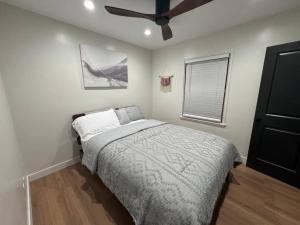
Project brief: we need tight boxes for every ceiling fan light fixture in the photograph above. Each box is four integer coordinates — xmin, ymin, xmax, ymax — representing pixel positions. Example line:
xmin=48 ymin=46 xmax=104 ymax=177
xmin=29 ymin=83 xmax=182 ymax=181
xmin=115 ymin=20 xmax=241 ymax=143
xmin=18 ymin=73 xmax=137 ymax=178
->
xmin=84 ymin=0 xmax=95 ymax=11
xmin=144 ymin=29 xmax=152 ymax=36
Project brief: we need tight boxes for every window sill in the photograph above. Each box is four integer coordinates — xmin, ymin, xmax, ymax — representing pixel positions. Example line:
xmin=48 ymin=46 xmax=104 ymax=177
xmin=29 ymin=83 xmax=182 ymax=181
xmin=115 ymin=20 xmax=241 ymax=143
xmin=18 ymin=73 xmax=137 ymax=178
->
xmin=180 ymin=115 xmax=227 ymax=128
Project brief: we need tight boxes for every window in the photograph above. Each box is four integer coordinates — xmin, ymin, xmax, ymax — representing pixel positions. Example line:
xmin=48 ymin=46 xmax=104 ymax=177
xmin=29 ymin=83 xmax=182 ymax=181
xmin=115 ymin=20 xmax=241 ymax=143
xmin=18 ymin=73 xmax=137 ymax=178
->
xmin=182 ymin=54 xmax=230 ymax=124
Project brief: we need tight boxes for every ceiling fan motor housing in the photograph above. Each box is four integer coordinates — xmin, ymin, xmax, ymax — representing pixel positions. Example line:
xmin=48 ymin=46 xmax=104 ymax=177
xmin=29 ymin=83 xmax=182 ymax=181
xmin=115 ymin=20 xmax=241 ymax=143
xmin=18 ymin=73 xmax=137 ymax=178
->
xmin=155 ymin=16 xmax=170 ymax=25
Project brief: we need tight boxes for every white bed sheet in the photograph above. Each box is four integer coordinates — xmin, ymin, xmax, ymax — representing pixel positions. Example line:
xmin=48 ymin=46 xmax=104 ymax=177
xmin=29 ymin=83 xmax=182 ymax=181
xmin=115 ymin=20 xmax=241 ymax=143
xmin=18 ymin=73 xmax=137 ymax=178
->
xmin=81 ymin=119 xmax=146 ymax=153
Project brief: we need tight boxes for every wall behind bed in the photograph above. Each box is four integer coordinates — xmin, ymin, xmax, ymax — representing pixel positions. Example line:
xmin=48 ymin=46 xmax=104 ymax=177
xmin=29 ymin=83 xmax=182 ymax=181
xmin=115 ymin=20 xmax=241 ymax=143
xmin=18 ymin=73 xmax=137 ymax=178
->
xmin=151 ymin=9 xmax=300 ymax=162
xmin=0 ymin=3 xmax=152 ymax=174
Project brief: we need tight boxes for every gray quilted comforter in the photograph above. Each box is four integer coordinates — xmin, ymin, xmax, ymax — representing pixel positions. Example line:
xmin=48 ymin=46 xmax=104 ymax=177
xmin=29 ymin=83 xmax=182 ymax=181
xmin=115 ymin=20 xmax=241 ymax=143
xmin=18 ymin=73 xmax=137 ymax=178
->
xmin=82 ymin=120 xmax=240 ymax=225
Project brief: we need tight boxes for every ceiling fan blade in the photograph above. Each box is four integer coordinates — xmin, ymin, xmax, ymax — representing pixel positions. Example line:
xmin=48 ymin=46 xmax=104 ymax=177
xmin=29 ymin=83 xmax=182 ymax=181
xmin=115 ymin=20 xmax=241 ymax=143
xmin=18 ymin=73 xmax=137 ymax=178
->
xmin=163 ymin=0 xmax=213 ymax=19
xmin=161 ymin=24 xmax=173 ymax=41
xmin=105 ymin=6 xmax=156 ymax=21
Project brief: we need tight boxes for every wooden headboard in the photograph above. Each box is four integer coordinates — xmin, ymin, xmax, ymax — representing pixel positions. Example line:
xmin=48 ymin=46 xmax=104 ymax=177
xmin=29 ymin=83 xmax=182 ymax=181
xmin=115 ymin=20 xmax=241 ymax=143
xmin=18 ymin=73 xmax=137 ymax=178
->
xmin=72 ymin=113 xmax=86 ymax=146
xmin=72 ymin=113 xmax=86 ymax=122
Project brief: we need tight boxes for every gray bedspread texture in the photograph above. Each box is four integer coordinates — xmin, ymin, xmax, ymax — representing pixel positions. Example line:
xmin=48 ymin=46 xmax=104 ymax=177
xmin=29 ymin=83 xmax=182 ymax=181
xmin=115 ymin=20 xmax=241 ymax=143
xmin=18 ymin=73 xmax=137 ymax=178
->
xmin=82 ymin=119 xmax=240 ymax=225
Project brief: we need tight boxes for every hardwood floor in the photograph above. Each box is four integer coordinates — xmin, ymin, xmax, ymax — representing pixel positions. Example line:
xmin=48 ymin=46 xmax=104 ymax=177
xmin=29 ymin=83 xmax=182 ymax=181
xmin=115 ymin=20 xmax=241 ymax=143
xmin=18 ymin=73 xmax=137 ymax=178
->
xmin=31 ymin=164 xmax=300 ymax=225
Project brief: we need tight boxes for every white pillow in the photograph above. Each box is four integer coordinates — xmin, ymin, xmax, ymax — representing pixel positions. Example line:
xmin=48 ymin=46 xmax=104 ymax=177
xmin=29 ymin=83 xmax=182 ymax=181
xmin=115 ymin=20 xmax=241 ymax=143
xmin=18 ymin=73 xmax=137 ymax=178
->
xmin=72 ymin=108 xmax=120 ymax=142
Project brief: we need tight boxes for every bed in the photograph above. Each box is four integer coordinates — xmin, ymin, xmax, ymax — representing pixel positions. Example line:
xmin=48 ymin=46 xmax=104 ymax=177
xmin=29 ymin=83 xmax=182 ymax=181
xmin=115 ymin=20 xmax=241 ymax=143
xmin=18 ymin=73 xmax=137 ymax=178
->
xmin=72 ymin=107 xmax=240 ymax=225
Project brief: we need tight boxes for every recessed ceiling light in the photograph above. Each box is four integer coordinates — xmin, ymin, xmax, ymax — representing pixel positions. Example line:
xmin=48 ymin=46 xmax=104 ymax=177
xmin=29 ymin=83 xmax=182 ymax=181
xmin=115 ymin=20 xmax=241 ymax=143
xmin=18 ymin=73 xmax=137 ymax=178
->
xmin=84 ymin=0 xmax=95 ymax=11
xmin=144 ymin=29 xmax=151 ymax=36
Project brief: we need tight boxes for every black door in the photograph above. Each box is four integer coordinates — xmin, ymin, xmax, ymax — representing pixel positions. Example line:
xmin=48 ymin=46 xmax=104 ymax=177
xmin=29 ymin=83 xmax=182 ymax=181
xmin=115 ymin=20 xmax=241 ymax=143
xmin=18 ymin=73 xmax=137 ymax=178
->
xmin=247 ymin=41 xmax=300 ymax=188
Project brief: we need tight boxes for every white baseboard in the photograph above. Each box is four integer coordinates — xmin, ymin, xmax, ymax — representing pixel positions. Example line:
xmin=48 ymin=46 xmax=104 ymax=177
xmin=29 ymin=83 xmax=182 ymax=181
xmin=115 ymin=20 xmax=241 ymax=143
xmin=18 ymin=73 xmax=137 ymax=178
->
xmin=241 ymin=155 xmax=248 ymax=164
xmin=28 ymin=156 xmax=81 ymax=182
xmin=26 ymin=175 xmax=32 ymax=225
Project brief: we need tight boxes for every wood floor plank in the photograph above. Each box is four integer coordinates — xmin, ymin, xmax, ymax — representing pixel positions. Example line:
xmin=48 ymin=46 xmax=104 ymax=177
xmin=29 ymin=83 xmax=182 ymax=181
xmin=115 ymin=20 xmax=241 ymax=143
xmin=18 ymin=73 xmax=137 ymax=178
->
xmin=31 ymin=164 xmax=300 ymax=225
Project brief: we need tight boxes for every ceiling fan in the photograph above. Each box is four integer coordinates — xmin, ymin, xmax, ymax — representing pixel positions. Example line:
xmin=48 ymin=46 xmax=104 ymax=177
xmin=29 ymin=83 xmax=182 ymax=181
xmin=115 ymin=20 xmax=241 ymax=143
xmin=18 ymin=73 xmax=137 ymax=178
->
xmin=105 ymin=0 xmax=213 ymax=41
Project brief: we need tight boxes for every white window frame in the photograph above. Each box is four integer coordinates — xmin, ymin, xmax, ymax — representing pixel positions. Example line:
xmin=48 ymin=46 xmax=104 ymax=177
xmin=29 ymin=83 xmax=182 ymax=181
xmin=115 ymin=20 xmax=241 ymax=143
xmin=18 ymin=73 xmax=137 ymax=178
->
xmin=181 ymin=53 xmax=231 ymax=127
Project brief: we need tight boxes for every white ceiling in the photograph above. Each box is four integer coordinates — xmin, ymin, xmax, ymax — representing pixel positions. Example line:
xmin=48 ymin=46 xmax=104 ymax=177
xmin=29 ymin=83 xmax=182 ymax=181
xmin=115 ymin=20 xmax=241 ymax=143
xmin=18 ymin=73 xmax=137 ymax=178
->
xmin=2 ymin=0 xmax=300 ymax=49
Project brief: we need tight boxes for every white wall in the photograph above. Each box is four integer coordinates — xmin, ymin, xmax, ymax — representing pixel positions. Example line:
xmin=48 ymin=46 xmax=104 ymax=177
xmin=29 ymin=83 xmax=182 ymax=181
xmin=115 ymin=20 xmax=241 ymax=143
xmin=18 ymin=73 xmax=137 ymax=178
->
xmin=152 ymin=10 xmax=300 ymax=160
xmin=0 ymin=3 xmax=153 ymax=174
xmin=0 ymin=72 xmax=27 ymax=225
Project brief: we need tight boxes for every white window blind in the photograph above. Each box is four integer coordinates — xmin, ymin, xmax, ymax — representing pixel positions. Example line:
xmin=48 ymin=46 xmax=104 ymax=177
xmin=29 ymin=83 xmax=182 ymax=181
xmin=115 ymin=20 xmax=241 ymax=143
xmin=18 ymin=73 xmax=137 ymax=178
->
xmin=183 ymin=54 xmax=230 ymax=123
